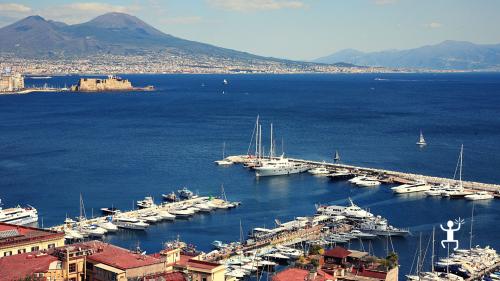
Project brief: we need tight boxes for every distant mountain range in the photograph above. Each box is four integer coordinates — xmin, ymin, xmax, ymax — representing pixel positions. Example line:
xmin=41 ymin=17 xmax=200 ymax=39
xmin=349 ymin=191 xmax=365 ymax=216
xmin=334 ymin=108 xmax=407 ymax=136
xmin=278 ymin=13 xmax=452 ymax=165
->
xmin=314 ymin=41 xmax=500 ymax=70
xmin=0 ymin=13 xmax=274 ymax=61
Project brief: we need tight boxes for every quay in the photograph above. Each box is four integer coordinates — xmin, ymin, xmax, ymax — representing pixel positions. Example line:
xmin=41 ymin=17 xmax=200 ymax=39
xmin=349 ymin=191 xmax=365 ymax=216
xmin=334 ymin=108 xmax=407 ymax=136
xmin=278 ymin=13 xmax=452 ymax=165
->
xmin=228 ymin=155 xmax=500 ymax=194
xmin=49 ymin=196 xmax=233 ymax=232
xmin=465 ymin=261 xmax=500 ymax=281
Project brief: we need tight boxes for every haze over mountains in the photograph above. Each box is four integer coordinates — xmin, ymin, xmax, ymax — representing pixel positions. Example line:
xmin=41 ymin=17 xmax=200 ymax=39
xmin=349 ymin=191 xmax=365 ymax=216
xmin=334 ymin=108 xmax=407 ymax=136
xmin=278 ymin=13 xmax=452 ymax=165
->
xmin=0 ymin=12 xmax=280 ymax=62
xmin=314 ymin=41 xmax=500 ymax=70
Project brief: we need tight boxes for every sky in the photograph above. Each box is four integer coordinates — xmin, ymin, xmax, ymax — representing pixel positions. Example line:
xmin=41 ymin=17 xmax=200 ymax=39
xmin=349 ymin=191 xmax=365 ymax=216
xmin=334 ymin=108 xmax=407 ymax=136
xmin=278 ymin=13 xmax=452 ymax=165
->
xmin=0 ymin=0 xmax=499 ymax=60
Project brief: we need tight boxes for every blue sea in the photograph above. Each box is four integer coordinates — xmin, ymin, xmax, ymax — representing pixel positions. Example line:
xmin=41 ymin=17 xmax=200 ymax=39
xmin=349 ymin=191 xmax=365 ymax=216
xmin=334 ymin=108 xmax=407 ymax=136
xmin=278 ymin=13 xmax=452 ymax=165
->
xmin=1 ymin=73 xmax=499 ymax=278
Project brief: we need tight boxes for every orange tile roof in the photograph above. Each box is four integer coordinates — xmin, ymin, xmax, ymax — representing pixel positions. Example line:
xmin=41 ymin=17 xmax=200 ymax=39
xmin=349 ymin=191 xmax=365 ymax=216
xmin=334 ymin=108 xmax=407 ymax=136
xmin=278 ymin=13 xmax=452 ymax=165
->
xmin=272 ymin=268 xmax=329 ymax=281
xmin=0 ymin=252 xmax=58 ymax=281
xmin=0 ymin=222 xmax=64 ymax=248
xmin=187 ymin=259 xmax=222 ymax=270
xmin=75 ymin=241 xmax=164 ymax=270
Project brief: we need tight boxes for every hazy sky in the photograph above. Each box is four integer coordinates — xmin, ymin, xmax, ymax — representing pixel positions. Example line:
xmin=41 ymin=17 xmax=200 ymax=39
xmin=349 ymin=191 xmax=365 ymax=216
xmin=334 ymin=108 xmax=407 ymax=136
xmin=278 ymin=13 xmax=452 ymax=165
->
xmin=1 ymin=0 xmax=499 ymax=60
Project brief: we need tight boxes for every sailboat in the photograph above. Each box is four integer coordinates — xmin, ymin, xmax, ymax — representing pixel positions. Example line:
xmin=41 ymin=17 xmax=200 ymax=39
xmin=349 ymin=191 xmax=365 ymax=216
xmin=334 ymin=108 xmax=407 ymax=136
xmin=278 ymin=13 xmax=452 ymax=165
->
xmin=214 ymin=142 xmax=233 ymax=165
xmin=441 ymin=144 xmax=473 ymax=198
xmin=334 ymin=150 xmax=341 ymax=162
xmin=416 ymin=130 xmax=427 ymax=146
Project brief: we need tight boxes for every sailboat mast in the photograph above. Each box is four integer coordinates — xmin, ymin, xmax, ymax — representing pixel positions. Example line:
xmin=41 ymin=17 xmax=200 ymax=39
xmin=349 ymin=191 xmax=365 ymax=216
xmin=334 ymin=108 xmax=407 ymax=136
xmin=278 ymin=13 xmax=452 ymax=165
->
xmin=255 ymin=116 xmax=259 ymax=157
xmin=259 ymin=125 xmax=262 ymax=159
xmin=222 ymin=142 xmax=226 ymax=159
xmin=431 ymin=226 xmax=435 ymax=273
xmin=469 ymin=202 xmax=474 ymax=249
xmin=459 ymin=144 xmax=463 ymax=187
xmin=270 ymin=123 xmax=273 ymax=159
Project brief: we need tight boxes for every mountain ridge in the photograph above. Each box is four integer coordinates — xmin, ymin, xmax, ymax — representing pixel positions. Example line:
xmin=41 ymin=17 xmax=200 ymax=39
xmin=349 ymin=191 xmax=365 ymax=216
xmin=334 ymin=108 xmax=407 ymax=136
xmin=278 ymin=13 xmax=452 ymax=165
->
xmin=314 ymin=40 xmax=500 ymax=70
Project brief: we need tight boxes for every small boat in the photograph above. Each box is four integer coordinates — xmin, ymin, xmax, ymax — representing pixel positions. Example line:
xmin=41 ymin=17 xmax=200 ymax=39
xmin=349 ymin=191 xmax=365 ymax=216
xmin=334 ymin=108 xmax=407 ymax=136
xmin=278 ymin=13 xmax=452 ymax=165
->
xmin=169 ymin=208 xmax=195 ymax=218
xmin=100 ymin=207 xmax=119 ymax=215
xmin=308 ymin=162 xmax=330 ymax=176
xmin=157 ymin=210 xmax=176 ymax=220
xmin=177 ymin=188 xmax=195 ymax=200
xmin=425 ymin=184 xmax=448 ymax=196
xmin=465 ymin=191 xmax=494 ymax=201
xmin=194 ymin=203 xmax=213 ymax=212
xmin=355 ymin=177 xmax=381 ymax=187
xmin=215 ymin=142 xmax=234 ymax=165
xmin=162 ymin=192 xmax=177 ymax=202
xmin=79 ymin=224 xmax=107 ymax=237
xmin=392 ymin=181 xmax=430 ymax=194
xmin=223 ymin=79 xmax=228 ymax=85
xmin=349 ymin=229 xmax=377 ymax=239
xmin=334 ymin=150 xmax=341 ymax=162
xmin=113 ymin=217 xmax=149 ymax=230
xmin=97 ymin=218 xmax=118 ymax=232
xmin=64 ymin=228 xmax=84 ymax=240
xmin=328 ymin=169 xmax=355 ymax=181
xmin=136 ymin=196 xmax=155 ymax=209
xmin=212 ymin=240 xmax=228 ymax=249
xmin=416 ymin=130 xmax=427 ymax=146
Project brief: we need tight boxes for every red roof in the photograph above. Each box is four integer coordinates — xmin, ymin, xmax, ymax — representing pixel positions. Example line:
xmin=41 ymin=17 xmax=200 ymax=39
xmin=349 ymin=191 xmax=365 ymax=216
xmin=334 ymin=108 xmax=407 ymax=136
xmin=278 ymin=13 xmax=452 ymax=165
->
xmin=324 ymin=246 xmax=351 ymax=259
xmin=272 ymin=268 xmax=328 ymax=281
xmin=74 ymin=241 xmax=163 ymax=270
xmin=187 ymin=259 xmax=222 ymax=270
xmin=144 ymin=271 xmax=186 ymax=281
xmin=0 ymin=252 xmax=58 ymax=281
xmin=0 ymin=222 xmax=64 ymax=248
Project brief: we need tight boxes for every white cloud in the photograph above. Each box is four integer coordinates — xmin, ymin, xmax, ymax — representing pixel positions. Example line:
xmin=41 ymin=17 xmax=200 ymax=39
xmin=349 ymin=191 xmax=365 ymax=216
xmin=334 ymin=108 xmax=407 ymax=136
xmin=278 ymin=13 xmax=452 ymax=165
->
xmin=424 ymin=22 xmax=442 ymax=29
xmin=374 ymin=0 xmax=397 ymax=5
xmin=0 ymin=3 xmax=31 ymax=13
xmin=207 ymin=0 xmax=305 ymax=11
xmin=39 ymin=2 xmax=140 ymax=24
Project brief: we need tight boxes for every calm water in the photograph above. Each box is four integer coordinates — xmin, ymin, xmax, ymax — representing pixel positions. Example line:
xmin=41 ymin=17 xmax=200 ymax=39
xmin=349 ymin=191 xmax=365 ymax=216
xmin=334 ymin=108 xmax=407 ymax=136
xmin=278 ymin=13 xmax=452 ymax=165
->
xmin=1 ymin=73 xmax=500 ymax=277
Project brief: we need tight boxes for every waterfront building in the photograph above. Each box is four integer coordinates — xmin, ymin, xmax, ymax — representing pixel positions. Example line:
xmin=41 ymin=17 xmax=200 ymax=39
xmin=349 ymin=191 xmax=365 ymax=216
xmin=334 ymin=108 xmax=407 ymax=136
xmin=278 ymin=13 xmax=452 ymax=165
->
xmin=0 ymin=222 xmax=65 ymax=258
xmin=0 ymin=72 xmax=24 ymax=92
xmin=186 ymin=259 xmax=226 ymax=281
xmin=70 ymin=75 xmax=133 ymax=91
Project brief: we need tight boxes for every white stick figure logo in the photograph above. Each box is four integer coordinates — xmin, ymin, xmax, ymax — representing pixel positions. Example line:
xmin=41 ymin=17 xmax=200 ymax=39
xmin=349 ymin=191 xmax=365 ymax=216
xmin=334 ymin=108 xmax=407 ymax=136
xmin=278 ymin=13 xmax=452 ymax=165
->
xmin=440 ymin=218 xmax=464 ymax=250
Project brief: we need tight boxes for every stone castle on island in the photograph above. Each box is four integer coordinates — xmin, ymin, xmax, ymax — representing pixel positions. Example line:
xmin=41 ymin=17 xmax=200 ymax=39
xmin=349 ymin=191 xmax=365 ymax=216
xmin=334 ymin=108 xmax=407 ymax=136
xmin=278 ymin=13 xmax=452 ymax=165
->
xmin=71 ymin=75 xmax=153 ymax=92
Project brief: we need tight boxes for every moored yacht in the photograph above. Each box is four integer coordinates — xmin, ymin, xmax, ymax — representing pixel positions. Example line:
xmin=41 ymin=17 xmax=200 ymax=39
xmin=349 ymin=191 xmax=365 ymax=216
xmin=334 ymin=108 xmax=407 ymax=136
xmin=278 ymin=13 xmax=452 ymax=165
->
xmin=137 ymin=196 xmax=155 ymax=208
xmin=178 ymin=187 xmax=195 ymax=199
xmin=0 ymin=201 xmax=38 ymax=226
xmin=254 ymin=154 xmax=310 ymax=177
xmin=214 ymin=142 xmax=234 ymax=165
xmin=162 ymin=192 xmax=177 ymax=202
xmin=425 ymin=184 xmax=448 ymax=196
xmin=316 ymin=198 xmax=373 ymax=219
xmin=392 ymin=181 xmax=431 ymax=194
xmin=355 ymin=177 xmax=381 ymax=187
xmin=465 ymin=191 xmax=494 ymax=201
xmin=308 ymin=162 xmax=330 ymax=176
xmin=113 ymin=217 xmax=149 ymax=230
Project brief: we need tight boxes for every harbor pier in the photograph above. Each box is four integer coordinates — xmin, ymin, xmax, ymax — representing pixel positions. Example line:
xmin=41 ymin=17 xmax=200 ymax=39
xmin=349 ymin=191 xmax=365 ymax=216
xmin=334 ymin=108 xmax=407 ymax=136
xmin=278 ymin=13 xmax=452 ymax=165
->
xmin=228 ymin=155 xmax=500 ymax=194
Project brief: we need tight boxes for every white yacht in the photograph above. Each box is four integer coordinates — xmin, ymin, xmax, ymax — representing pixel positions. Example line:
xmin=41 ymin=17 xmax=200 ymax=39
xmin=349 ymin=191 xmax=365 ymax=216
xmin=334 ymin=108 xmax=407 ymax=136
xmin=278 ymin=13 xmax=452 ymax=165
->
xmin=177 ymin=187 xmax=195 ymax=199
xmin=113 ymin=217 xmax=149 ymax=230
xmin=157 ymin=210 xmax=176 ymax=220
xmin=392 ymin=181 xmax=431 ymax=194
xmin=348 ymin=175 xmax=367 ymax=184
xmin=137 ymin=196 xmax=155 ymax=209
xmin=169 ymin=208 xmax=195 ymax=218
xmin=357 ymin=216 xmax=410 ymax=236
xmin=355 ymin=177 xmax=381 ymax=187
xmin=254 ymin=154 xmax=310 ymax=177
xmin=97 ymin=218 xmax=118 ymax=232
xmin=425 ymin=184 xmax=448 ymax=196
xmin=464 ymin=191 xmax=494 ymax=201
xmin=308 ymin=162 xmax=330 ymax=176
xmin=417 ymin=130 xmax=427 ymax=146
xmin=316 ymin=198 xmax=373 ymax=219
xmin=0 ymin=200 xmax=38 ymax=225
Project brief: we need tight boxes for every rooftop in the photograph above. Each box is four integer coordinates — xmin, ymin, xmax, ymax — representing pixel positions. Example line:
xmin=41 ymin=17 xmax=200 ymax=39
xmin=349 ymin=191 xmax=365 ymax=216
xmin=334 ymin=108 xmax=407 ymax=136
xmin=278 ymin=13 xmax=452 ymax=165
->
xmin=74 ymin=240 xmax=164 ymax=270
xmin=0 ymin=222 xmax=64 ymax=249
xmin=0 ymin=252 xmax=59 ymax=281
xmin=324 ymin=246 xmax=352 ymax=259
xmin=187 ymin=259 xmax=224 ymax=271
xmin=272 ymin=268 xmax=332 ymax=281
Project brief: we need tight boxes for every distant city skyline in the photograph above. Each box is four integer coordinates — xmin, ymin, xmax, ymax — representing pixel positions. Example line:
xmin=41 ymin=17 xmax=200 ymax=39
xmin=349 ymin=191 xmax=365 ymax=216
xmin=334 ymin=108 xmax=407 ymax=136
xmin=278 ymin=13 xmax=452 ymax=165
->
xmin=0 ymin=0 xmax=499 ymax=60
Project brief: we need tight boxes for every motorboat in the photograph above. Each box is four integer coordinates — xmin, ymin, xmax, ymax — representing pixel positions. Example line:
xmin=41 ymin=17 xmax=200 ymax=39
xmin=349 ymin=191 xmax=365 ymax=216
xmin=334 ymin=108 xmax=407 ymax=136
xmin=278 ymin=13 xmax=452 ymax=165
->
xmin=212 ymin=240 xmax=228 ymax=249
xmin=139 ymin=212 xmax=162 ymax=223
xmin=392 ymin=181 xmax=431 ymax=194
xmin=157 ymin=210 xmax=176 ymax=220
xmin=425 ymin=184 xmax=448 ymax=196
xmin=0 ymin=200 xmax=38 ymax=225
xmin=316 ymin=198 xmax=373 ymax=219
xmin=137 ymin=196 xmax=155 ymax=209
xmin=64 ymin=228 xmax=84 ymax=240
xmin=97 ymin=217 xmax=118 ymax=232
xmin=349 ymin=229 xmax=378 ymax=239
xmin=194 ymin=203 xmax=213 ymax=212
xmin=100 ymin=207 xmax=119 ymax=215
xmin=356 ymin=216 xmax=410 ymax=236
xmin=169 ymin=208 xmax=195 ymax=218
xmin=355 ymin=177 xmax=381 ymax=187
xmin=113 ymin=217 xmax=149 ymax=230
xmin=254 ymin=154 xmax=311 ymax=177
xmin=162 ymin=192 xmax=177 ymax=202
xmin=465 ymin=191 xmax=494 ymax=201
xmin=348 ymin=175 xmax=368 ymax=184
xmin=328 ymin=169 xmax=355 ymax=181
xmin=308 ymin=163 xmax=330 ymax=176
xmin=177 ymin=187 xmax=195 ymax=200
xmin=79 ymin=224 xmax=107 ymax=237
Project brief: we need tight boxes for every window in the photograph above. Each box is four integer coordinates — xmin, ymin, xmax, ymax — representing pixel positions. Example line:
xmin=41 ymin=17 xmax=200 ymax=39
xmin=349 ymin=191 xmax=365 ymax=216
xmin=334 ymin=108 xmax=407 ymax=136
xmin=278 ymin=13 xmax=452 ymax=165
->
xmin=31 ymin=246 xmax=39 ymax=252
xmin=18 ymin=248 xmax=26 ymax=254
xmin=3 ymin=251 xmax=12 ymax=256
xmin=69 ymin=278 xmax=76 ymax=281
xmin=48 ymin=243 xmax=55 ymax=249
xmin=86 ymin=262 xmax=94 ymax=271
xmin=69 ymin=263 xmax=76 ymax=273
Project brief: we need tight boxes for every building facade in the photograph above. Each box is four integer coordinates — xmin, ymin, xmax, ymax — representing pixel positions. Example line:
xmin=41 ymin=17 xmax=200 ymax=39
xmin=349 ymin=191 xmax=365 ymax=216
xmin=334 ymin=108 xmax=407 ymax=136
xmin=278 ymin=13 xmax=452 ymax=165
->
xmin=0 ymin=73 xmax=24 ymax=92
